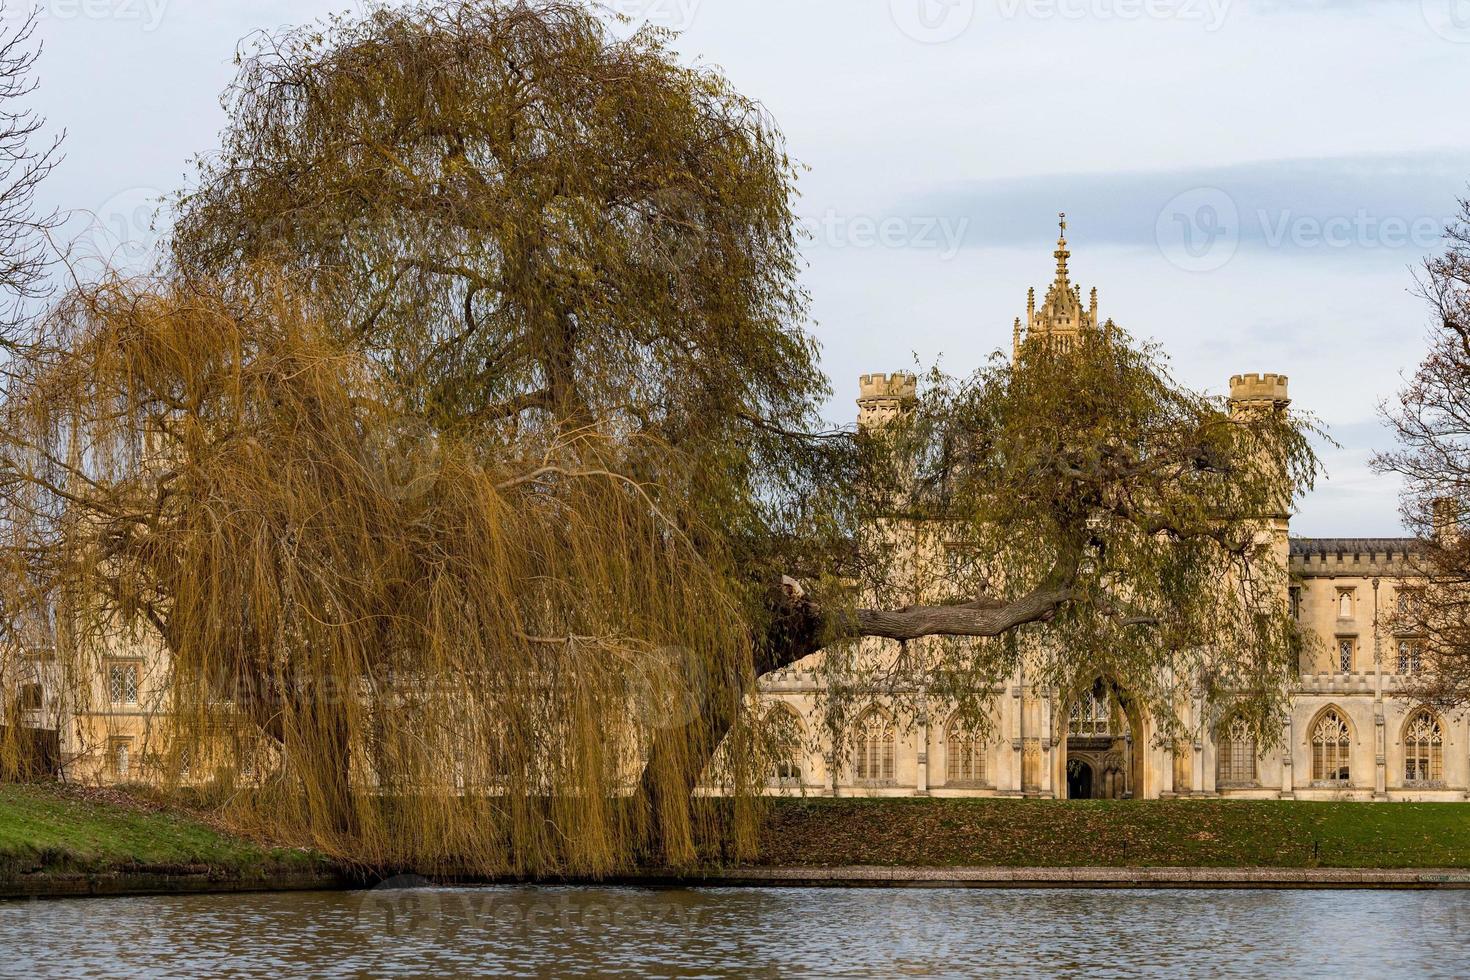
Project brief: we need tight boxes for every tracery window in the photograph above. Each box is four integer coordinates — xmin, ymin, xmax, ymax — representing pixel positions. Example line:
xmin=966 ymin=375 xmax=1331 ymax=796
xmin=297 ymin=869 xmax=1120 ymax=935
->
xmin=1404 ymin=709 xmax=1444 ymax=784
xmin=766 ymin=705 xmax=803 ymax=783
xmin=1311 ymin=709 xmax=1352 ymax=784
xmin=1217 ymin=715 xmax=1257 ymax=786
xmin=945 ymin=715 xmax=986 ymax=785
xmin=107 ymin=661 xmax=140 ymax=705
xmin=853 ymin=709 xmax=895 ymax=784
xmin=110 ymin=738 xmax=132 ymax=779
xmin=1398 ymin=640 xmax=1424 ymax=675
xmin=1069 ymin=692 xmax=1111 ymax=737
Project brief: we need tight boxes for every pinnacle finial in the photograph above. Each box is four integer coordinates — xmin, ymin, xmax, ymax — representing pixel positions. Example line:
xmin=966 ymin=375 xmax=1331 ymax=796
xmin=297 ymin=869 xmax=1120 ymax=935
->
xmin=1053 ymin=212 xmax=1071 ymax=288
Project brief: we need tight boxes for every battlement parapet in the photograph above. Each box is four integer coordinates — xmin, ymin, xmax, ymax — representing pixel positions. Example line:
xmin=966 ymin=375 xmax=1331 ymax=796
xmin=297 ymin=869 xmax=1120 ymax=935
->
xmin=858 ymin=372 xmax=918 ymax=402
xmin=1229 ymin=372 xmax=1290 ymax=405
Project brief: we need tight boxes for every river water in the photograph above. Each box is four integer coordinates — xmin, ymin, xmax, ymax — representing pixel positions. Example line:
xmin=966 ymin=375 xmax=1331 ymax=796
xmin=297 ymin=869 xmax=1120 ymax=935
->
xmin=2 ymin=885 xmax=1469 ymax=977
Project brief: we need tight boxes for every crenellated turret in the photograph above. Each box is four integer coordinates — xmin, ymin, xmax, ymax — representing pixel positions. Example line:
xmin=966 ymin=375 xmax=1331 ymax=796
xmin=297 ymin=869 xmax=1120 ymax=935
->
xmin=1229 ymin=373 xmax=1291 ymax=411
xmin=857 ymin=372 xmax=918 ymax=430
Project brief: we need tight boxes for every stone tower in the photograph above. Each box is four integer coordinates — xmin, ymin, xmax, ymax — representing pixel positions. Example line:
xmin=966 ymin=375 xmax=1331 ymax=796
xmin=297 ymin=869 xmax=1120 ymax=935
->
xmin=856 ymin=372 xmax=918 ymax=430
xmin=1013 ymin=213 xmax=1106 ymax=359
xmin=1228 ymin=372 xmax=1293 ymax=572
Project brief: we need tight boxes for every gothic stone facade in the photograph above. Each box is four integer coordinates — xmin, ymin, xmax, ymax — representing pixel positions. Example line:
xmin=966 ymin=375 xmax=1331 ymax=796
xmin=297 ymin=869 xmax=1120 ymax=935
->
xmin=753 ymin=224 xmax=1458 ymax=803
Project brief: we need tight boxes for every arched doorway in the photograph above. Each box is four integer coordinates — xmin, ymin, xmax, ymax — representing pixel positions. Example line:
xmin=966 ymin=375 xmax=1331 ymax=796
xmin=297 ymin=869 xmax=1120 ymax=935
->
xmin=1066 ymin=759 xmax=1094 ymax=800
xmin=1060 ymin=677 xmax=1145 ymax=799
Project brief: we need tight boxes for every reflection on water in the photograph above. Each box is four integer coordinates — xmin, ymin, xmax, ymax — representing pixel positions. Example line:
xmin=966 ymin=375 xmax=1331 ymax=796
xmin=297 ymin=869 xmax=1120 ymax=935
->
xmin=2 ymin=884 xmax=1470 ymax=978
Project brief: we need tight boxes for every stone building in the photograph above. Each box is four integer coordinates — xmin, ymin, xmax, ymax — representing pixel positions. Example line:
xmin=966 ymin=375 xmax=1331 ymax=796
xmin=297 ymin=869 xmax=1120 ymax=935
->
xmin=754 ymin=221 xmax=1459 ymax=803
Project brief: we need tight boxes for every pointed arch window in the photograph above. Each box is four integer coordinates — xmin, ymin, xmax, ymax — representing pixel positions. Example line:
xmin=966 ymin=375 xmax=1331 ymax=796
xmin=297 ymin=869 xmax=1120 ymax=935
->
xmin=1310 ymin=709 xmax=1352 ymax=784
xmin=765 ymin=705 xmax=804 ymax=783
xmin=1069 ymin=691 xmax=1111 ymax=737
xmin=853 ymin=709 xmax=896 ymax=784
xmin=1217 ymin=715 xmax=1257 ymax=786
xmin=944 ymin=715 xmax=987 ymax=786
xmin=1404 ymin=709 xmax=1444 ymax=785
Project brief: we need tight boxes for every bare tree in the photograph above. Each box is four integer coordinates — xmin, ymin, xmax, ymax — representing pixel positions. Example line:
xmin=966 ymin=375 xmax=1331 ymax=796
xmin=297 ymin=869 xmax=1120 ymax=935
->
xmin=1375 ymin=194 xmax=1470 ymax=706
xmin=0 ymin=6 xmax=61 ymax=345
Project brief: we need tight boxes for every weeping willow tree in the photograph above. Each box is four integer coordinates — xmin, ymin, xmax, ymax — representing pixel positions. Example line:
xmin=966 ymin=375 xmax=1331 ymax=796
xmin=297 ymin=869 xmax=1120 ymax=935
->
xmin=0 ymin=0 xmax=1324 ymax=874
xmin=0 ymin=271 xmax=775 ymax=873
xmin=801 ymin=330 xmax=1321 ymax=757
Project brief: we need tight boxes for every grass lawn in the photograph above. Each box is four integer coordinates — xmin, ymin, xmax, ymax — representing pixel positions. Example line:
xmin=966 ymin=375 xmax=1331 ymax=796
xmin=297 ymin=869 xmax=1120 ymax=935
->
xmin=752 ymin=798 xmax=1470 ymax=869
xmin=0 ymin=783 xmax=323 ymax=878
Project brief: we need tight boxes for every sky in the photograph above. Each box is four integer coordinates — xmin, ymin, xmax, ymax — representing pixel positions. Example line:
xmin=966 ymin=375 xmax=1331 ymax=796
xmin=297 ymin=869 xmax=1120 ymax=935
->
xmin=19 ymin=0 xmax=1470 ymax=536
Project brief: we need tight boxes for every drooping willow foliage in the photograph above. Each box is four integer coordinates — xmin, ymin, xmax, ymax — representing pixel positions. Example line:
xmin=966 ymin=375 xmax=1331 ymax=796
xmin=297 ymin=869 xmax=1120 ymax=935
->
xmin=0 ymin=0 xmax=1331 ymax=873
xmin=814 ymin=329 xmax=1324 ymax=756
xmin=0 ymin=274 xmax=765 ymax=873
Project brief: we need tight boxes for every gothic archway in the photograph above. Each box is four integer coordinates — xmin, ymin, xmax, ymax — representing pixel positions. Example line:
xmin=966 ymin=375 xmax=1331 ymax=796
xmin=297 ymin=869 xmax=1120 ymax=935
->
xmin=1060 ymin=676 xmax=1146 ymax=799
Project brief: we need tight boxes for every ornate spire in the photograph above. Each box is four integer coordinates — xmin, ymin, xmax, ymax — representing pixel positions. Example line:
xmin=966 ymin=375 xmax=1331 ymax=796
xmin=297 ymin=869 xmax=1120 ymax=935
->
xmin=1053 ymin=212 xmax=1071 ymax=289
xmin=1013 ymin=212 xmax=1102 ymax=360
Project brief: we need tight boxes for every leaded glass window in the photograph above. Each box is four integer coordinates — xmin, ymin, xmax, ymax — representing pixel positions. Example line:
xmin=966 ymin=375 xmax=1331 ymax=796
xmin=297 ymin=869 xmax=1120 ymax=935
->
xmin=107 ymin=661 xmax=140 ymax=705
xmin=1217 ymin=715 xmax=1257 ymax=786
xmin=1311 ymin=709 xmax=1351 ymax=784
xmin=945 ymin=716 xmax=986 ymax=785
xmin=1069 ymin=692 xmax=1111 ymax=737
xmin=853 ymin=709 xmax=895 ymax=783
xmin=1404 ymin=709 xmax=1444 ymax=784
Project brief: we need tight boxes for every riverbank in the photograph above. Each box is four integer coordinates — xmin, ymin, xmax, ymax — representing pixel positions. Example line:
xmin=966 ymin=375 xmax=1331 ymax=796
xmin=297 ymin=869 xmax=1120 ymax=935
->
xmin=8 ymin=791 xmax=1470 ymax=899
xmin=750 ymin=798 xmax=1470 ymax=869
xmin=0 ymin=783 xmax=344 ymax=899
